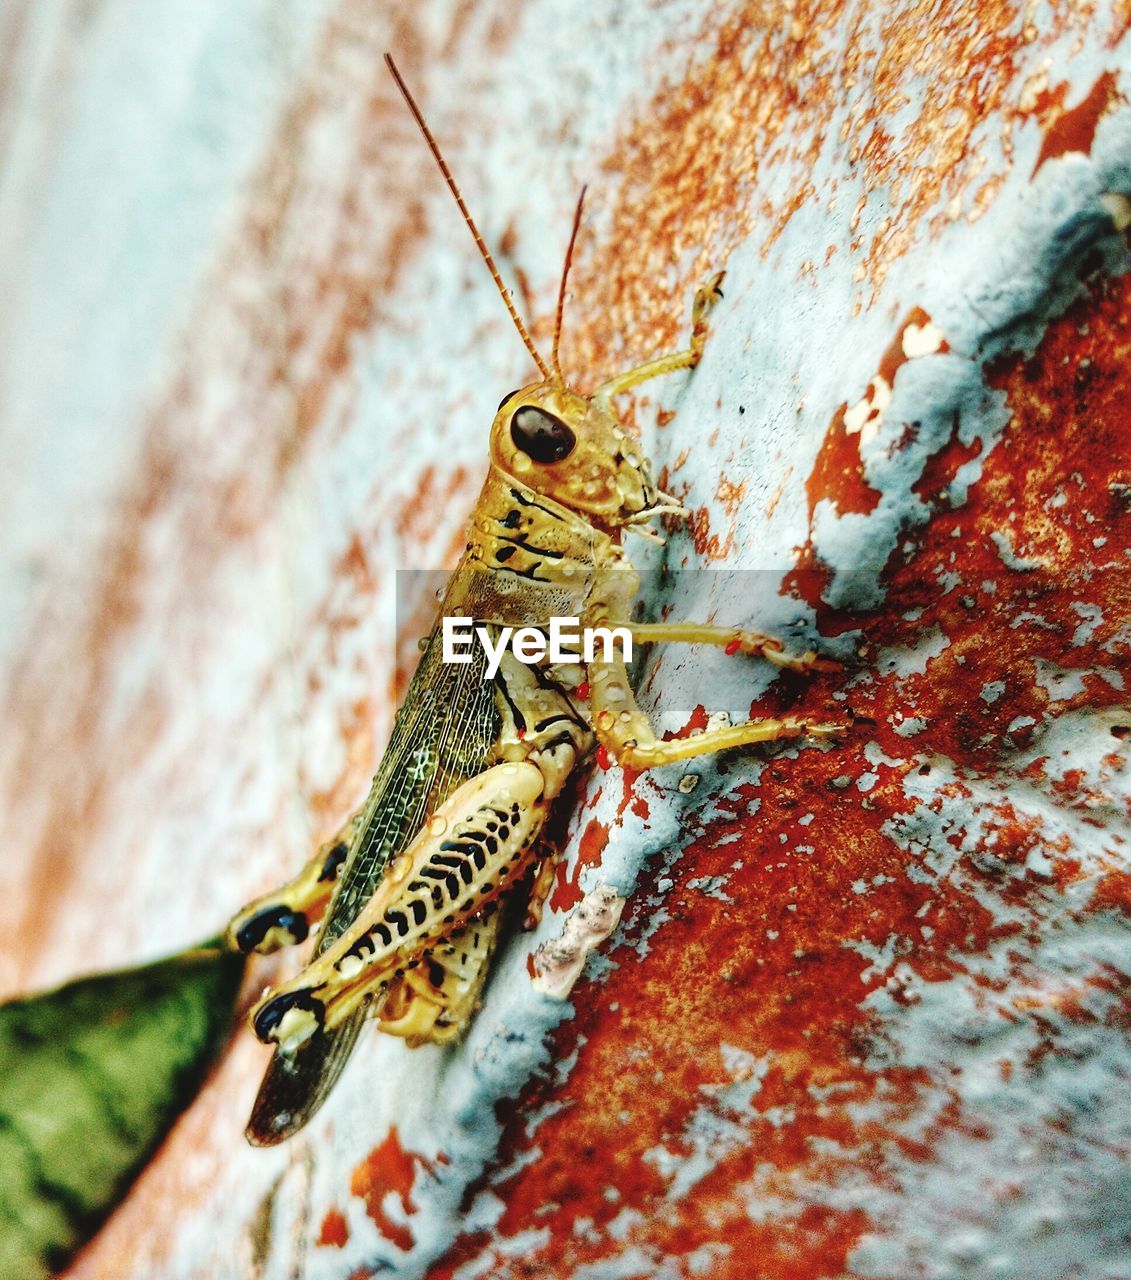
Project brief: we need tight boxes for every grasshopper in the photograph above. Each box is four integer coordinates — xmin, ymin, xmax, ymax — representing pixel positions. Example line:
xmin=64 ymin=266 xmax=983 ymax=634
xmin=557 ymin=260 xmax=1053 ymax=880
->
xmin=225 ymin=55 xmax=840 ymax=1146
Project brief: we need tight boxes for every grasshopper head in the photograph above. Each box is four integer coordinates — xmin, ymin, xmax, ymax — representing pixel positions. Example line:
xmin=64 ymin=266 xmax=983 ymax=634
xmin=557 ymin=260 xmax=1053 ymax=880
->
xmin=490 ymin=382 xmax=684 ymax=532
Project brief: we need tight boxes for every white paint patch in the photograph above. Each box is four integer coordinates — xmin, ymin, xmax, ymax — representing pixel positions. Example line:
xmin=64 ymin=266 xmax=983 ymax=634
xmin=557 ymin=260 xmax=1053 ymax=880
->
xmin=980 ymin=680 xmax=1006 ymax=704
xmin=1032 ymin=658 xmax=1090 ymax=702
xmin=901 ymin=320 xmax=945 ymax=358
xmin=844 ymin=374 xmax=892 ymax=444
xmin=893 ymin=716 xmax=927 ymax=737
xmin=990 ymin=528 xmax=1047 ymax=571
xmin=875 ymin=625 xmax=950 ymax=677
xmin=531 ymin=884 xmax=627 ymax=998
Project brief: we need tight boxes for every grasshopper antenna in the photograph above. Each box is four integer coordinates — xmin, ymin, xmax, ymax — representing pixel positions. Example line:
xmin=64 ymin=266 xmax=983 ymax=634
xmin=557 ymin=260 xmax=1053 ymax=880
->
xmin=551 ymin=185 xmax=586 ymax=384
xmin=384 ymin=54 xmax=552 ymax=381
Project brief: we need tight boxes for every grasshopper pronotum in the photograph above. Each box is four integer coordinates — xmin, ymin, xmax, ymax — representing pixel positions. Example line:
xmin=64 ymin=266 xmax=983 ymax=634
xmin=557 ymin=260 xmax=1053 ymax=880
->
xmin=225 ymin=55 xmax=841 ymax=1146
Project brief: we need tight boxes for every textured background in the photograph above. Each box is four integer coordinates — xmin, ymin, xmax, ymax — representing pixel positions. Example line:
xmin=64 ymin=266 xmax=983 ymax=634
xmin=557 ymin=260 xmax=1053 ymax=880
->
xmin=1 ymin=1 xmax=1129 ymax=1277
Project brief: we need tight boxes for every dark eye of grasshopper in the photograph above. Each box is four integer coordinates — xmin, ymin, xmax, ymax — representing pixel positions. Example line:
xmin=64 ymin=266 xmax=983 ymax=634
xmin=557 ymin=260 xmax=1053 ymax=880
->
xmin=510 ymin=406 xmax=576 ymax=463
xmin=497 ymin=389 xmax=522 ymax=412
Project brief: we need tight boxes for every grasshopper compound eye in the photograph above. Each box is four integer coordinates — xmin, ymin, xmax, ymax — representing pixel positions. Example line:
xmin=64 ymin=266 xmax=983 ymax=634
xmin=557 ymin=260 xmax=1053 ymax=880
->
xmin=510 ymin=405 xmax=577 ymax=463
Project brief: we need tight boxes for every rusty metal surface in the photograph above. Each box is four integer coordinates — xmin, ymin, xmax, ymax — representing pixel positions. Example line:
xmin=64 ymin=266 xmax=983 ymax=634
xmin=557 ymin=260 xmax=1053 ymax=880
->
xmin=0 ymin=1 xmax=1127 ymax=1277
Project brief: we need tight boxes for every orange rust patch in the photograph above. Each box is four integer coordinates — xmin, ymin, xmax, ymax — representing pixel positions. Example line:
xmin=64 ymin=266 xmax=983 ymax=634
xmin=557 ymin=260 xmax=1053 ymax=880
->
xmin=687 ymin=505 xmax=737 ymax=560
xmin=424 ymin=254 xmax=1130 ymax=1280
xmin=350 ymin=1126 xmax=434 ymax=1253
xmin=425 ymin=748 xmax=954 ymax=1279
xmin=551 ymin=818 xmax=609 ymax=913
xmin=715 ymin=472 xmax=748 ymax=515
xmin=563 ymin=0 xmax=1100 ymax=372
xmin=317 ymin=1208 xmax=350 ymax=1249
xmin=617 ymin=763 xmax=647 ymax=822
xmin=1090 ymin=870 xmax=1131 ymax=916
xmin=1033 ymin=70 xmax=1124 ymax=175
xmin=806 ymin=403 xmax=883 ymax=518
xmin=912 ymin=423 xmax=983 ymax=505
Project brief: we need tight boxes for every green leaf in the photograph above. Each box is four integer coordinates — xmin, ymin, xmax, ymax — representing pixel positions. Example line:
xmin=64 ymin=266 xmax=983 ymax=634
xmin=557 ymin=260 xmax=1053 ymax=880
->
xmin=0 ymin=939 xmax=244 ymax=1279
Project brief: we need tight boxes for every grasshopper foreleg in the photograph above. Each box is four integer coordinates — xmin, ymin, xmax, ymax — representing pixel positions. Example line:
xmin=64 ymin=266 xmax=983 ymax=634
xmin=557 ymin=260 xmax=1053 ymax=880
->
xmin=225 ymin=822 xmax=354 ymax=955
xmin=591 ymin=272 xmax=725 ymax=405
xmin=619 ymin=622 xmax=839 ymax=674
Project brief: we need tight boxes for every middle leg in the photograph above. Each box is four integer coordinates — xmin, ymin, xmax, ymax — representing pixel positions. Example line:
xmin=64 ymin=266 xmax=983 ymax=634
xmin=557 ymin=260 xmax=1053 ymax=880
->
xmin=225 ymin=821 xmax=354 ymax=956
xmin=587 ymin=652 xmax=845 ymax=770
xmin=618 ymin=621 xmax=839 ymax=673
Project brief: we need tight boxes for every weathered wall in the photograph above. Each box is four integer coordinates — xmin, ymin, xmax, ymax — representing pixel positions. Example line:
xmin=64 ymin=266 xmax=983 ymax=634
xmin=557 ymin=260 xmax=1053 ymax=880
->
xmin=0 ymin=1 xmax=1128 ymax=1277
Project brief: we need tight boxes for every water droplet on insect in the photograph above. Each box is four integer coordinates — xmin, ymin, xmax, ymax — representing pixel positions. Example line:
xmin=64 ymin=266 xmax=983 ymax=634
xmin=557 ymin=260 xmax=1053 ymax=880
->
xmin=606 ymin=687 xmax=626 ymax=704
xmin=512 ymin=453 xmax=532 ymax=474
xmin=429 ymin=816 xmax=448 ymax=836
xmin=596 ymin=710 xmax=614 ymax=730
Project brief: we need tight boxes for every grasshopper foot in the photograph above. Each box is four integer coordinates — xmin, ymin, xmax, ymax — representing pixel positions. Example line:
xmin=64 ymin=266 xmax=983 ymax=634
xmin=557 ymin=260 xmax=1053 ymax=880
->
xmin=232 ymin=905 xmax=311 ymax=955
xmin=690 ymin=270 xmax=726 ymax=365
xmin=253 ymin=988 xmax=326 ymax=1055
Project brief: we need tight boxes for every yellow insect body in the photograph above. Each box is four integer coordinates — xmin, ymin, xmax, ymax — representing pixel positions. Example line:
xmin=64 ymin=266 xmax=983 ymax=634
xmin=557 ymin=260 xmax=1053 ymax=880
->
xmin=224 ymin=56 xmax=840 ymax=1144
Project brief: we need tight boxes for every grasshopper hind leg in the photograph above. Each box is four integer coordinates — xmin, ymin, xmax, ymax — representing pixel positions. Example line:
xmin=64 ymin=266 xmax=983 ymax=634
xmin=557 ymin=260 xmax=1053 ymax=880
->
xmin=251 ymin=761 xmax=553 ymax=1053
xmin=251 ymin=659 xmax=588 ymax=1055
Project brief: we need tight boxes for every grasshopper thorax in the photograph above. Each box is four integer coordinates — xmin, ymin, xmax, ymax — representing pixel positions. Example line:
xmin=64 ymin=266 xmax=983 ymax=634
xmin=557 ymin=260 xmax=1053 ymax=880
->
xmin=491 ymin=382 xmax=670 ymax=530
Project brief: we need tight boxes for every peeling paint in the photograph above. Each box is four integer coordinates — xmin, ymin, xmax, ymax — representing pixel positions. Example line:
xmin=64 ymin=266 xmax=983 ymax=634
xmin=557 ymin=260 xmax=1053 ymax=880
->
xmin=0 ymin=1 xmax=1126 ymax=1278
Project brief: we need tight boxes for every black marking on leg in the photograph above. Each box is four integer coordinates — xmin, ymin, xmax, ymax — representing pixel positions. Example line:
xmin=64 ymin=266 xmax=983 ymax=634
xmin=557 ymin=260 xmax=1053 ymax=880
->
xmin=434 ymin=850 xmax=476 ymax=885
xmin=534 ymin=714 xmax=576 ymax=733
xmin=422 ymin=865 xmax=462 ymax=898
xmin=236 ymin=906 xmax=309 ymax=954
xmin=440 ymin=839 xmax=485 ymax=857
xmin=386 ymin=909 xmax=409 ymax=937
xmin=253 ymin=988 xmax=325 ymax=1044
xmin=318 ymin=841 xmax=349 ymax=882
xmin=412 ymin=877 xmax=447 ymax=909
